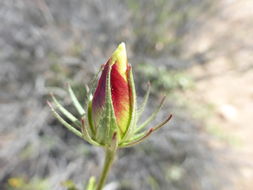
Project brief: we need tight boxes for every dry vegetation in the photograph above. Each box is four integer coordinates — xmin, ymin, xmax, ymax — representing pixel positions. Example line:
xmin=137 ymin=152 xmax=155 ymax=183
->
xmin=1 ymin=0 xmax=248 ymax=190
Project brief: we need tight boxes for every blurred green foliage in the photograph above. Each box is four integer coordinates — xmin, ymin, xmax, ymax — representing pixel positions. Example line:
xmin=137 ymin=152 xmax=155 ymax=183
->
xmin=206 ymin=124 xmax=242 ymax=147
xmin=136 ymin=63 xmax=193 ymax=93
xmin=126 ymin=0 xmax=212 ymax=55
xmin=147 ymin=176 xmax=160 ymax=190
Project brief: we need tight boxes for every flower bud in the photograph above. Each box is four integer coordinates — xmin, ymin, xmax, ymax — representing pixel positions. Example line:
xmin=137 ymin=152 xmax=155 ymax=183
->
xmin=91 ymin=43 xmax=135 ymax=144
xmin=48 ymin=42 xmax=172 ymax=148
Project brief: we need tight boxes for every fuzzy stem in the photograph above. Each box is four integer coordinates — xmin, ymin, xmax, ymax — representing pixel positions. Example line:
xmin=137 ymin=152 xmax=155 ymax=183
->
xmin=96 ymin=148 xmax=116 ymax=190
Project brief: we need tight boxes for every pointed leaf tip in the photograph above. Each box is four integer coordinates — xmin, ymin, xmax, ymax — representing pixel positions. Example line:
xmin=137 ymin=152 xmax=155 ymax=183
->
xmin=47 ymin=100 xmax=53 ymax=108
xmin=152 ymin=114 xmax=173 ymax=132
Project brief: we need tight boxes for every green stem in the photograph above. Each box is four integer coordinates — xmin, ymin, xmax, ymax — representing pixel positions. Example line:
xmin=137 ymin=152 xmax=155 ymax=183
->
xmin=96 ymin=148 xmax=116 ymax=190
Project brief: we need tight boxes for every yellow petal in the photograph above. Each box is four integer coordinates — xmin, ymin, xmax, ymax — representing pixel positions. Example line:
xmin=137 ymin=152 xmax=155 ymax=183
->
xmin=111 ymin=42 xmax=127 ymax=80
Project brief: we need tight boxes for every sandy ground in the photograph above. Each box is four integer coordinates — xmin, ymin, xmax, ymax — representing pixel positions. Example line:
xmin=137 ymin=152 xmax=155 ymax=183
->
xmin=186 ymin=0 xmax=253 ymax=189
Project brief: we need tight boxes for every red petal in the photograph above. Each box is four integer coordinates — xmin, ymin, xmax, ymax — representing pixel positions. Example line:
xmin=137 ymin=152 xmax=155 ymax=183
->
xmin=92 ymin=60 xmax=131 ymax=133
xmin=111 ymin=62 xmax=131 ymax=131
xmin=92 ymin=62 xmax=109 ymax=119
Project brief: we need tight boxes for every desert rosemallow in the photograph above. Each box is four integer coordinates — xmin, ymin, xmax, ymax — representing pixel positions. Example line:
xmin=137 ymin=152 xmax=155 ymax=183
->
xmin=91 ymin=43 xmax=134 ymax=145
xmin=48 ymin=42 xmax=172 ymax=148
xmin=48 ymin=42 xmax=172 ymax=190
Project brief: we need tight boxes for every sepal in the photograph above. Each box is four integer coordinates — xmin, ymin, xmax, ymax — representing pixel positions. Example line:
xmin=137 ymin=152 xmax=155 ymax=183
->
xmin=121 ymin=65 xmax=137 ymax=141
xmin=93 ymin=63 xmax=119 ymax=145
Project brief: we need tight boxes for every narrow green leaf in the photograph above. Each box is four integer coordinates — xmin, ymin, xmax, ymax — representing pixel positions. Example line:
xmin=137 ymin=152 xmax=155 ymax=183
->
xmin=47 ymin=101 xmax=83 ymax=138
xmin=125 ymin=131 xmax=146 ymax=142
xmin=51 ymin=94 xmax=78 ymax=123
xmin=134 ymin=96 xmax=166 ymax=133
xmin=120 ymin=128 xmax=154 ymax=148
xmin=152 ymin=114 xmax=172 ymax=132
xmin=136 ymin=82 xmax=150 ymax=121
xmin=122 ymin=114 xmax=172 ymax=147
xmin=68 ymin=84 xmax=85 ymax=116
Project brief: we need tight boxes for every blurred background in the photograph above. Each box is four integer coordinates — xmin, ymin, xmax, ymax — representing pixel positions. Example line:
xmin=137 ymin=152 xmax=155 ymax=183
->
xmin=0 ymin=0 xmax=252 ymax=190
